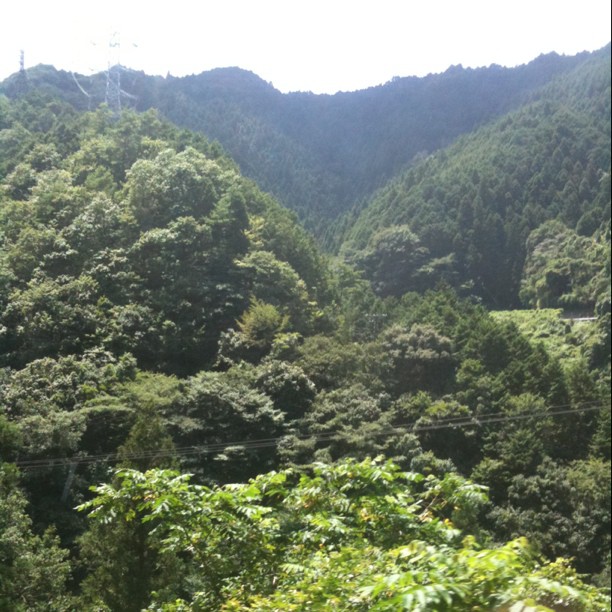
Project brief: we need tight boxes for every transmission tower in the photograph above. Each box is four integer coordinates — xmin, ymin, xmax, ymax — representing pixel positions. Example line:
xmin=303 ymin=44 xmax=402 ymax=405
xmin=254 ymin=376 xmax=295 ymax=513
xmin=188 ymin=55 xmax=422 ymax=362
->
xmin=15 ymin=49 xmax=29 ymax=95
xmin=103 ymin=32 xmax=138 ymax=116
xmin=105 ymin=32 xmax=122 ymax=114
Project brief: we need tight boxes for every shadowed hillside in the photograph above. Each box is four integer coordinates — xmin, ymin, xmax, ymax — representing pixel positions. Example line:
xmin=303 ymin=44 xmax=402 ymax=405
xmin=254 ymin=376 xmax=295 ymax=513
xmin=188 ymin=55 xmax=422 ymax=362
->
xmin=2 ymin=46 xmax=607 ymax=240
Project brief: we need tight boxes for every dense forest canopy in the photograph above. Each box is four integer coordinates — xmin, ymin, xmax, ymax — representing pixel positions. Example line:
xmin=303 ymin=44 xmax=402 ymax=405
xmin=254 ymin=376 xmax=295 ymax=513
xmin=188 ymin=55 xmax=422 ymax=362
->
xmin=341 ymin=49 xmax=611 ymax=308
xmin=0 ymin=44 xmax=610 ymax=610
xmin=1 ymin=46 xmax=608 ymax=240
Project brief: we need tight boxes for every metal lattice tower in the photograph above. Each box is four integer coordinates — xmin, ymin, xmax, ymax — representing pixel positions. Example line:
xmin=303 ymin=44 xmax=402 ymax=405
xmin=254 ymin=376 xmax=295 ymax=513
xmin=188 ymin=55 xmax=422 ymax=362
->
xmin=15 ymin=49 xmax=29 ymax=95
xmin=105 ymin=32 xmax=122 ymax=114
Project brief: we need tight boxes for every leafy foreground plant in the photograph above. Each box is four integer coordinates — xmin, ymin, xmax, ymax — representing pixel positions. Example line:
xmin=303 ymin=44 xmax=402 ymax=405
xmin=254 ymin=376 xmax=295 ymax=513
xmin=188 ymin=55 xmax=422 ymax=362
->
xmin=77 ymin=457 xmax=610 ymax=611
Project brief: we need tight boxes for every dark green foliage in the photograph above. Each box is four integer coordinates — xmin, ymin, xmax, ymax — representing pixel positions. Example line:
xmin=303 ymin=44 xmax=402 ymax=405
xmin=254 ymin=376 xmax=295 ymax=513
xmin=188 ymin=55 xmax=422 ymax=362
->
xmin=117 ymin=404 xmax=178 ymax=471
xmin=4 ymin=49 xmax=607 ymax=244
xmin=0 ymin=465 xmax=71 ymax=611
xmin=0 ymin=53 xmax=610 ymax=606
xmin=235 ymin=251 xmax=315 ymax=332
xmin=591 ymin=403 xmax=612 ymax=460
xmin=351 ymin=224 xmax=432 ymax=296
xmin=343 ymin=50 xmax=611 ymax=306
xmin=164 ymin=370 xmax=285 ymax=482
xmin=1 ymin=275 xmax=101 ymax=367
xmin=487 ymin=457 xmax=611 ymax=577
xmin=0 ymin=350 xmax=135 ymax=459
xmin=295 ymin=334 xmax=377 ymax=390
xmin=0 ymin=102 xmax=328 ymax=375
xmin=520 ymin=220 xmax=609 ymax=309
xmin=280 ymin=384 xmax=412 ymax=466
xmin=378 ymin=323 xmax=455 ymax=395
xmin=396 ymin=393 xmax=481 ymax=471
xmin=251 ymin=359 xmax=316 ymax=421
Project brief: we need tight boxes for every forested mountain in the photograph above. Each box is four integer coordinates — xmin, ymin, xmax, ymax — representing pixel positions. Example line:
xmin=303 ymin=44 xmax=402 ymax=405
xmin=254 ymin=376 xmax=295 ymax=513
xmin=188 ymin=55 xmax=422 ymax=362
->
xmin=1 ymin=46 xmax=607 ymax=239
xmin=0 ymin=47 xmax=610 ymax=611
xmin=341 ymin=49 xmax=611 ymax=308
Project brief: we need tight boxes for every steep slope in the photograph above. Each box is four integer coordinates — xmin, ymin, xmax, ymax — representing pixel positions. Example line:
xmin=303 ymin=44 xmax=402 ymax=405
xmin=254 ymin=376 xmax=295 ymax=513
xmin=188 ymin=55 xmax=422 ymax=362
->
xmin=1 ymin=47 xmax=606 ymax=240
xmin=0 ymin=97 xmax=330 ymax=375
xmin=340 ymin=49 xmax=611 ymax=307
xmin=0 ymin=88 xmax=609 ymax=607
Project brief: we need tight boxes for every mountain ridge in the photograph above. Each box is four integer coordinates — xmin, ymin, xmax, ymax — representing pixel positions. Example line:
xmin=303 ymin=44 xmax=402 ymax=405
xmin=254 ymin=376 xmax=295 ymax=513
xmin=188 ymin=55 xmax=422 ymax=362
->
xmin=2 ymin=45 xmax=608 ymax=239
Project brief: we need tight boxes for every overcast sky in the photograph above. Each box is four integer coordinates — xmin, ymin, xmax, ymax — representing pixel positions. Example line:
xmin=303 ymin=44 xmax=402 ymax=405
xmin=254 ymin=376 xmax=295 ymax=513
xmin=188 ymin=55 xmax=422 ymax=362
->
xmin=1 ymin=0 xmax=610 ymax=93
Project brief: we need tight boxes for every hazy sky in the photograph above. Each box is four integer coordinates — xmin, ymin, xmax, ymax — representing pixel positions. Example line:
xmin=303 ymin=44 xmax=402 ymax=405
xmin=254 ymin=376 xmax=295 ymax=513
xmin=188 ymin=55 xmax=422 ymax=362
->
xmin=1 ymin=0 xmax=610 ymax=93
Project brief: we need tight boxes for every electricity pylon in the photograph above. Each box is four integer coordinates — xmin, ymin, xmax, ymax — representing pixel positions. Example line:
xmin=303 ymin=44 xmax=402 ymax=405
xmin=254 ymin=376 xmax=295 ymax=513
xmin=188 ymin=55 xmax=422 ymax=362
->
xmin=105 ymin=32 xmax=122 ymax=114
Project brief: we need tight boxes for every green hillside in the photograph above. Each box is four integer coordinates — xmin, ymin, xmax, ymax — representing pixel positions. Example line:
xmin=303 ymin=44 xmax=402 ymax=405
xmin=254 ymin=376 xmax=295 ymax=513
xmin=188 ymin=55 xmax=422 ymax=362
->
xmin=0 ymin=100 xmax=330 ymax=376
xmin=2 ymin=47 xmax=606 ymax=240
xmin=340 ymin=50 xmax=611 ymax=308
xmin=0 ymin=52 xmax=610 ymax=610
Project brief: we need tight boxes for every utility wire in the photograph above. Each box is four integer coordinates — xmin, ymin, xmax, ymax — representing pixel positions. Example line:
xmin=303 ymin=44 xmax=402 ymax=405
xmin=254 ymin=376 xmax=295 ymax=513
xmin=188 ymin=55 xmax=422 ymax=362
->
xmin=13 ymin=401 xmax=604 ymax=467
xmin=10 ymin=401 xmax=605 ymax=472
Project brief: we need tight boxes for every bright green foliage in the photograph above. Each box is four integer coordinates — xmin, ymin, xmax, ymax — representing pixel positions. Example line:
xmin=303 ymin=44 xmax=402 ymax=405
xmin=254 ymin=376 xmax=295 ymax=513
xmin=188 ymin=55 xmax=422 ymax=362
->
xmin=520 ymin=220 xmax=609 ymax=309
xmin=1 ymin=57 xmax=610 ymax=607
xmin=77 ymin=470 xmax=190 ymax=612
xmin=236 ymin=250 xmax=318 ymax=333
xmin=360 ymin=538 xmax=608 ymax=612
xmin=77 ymin=458 xmax=609 ymax=611
xmin=490 ymin=308 xmax=598 ymax=365
xmin=125 ymin=147 xmax=234 ymax=230
xmin=238 ymin=299 xmax=289 ymax=352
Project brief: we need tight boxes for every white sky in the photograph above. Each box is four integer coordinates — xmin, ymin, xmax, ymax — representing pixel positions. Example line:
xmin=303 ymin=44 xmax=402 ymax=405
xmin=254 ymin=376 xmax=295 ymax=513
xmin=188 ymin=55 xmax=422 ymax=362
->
xmin=1 ymin=0 xmax=610 ymax=94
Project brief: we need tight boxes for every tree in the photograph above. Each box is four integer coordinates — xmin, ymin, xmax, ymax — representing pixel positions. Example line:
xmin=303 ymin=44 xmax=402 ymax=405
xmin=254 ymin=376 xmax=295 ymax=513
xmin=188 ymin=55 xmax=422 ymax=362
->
xmin=252 ymin=359 xmax=316 ymax=421
xmin=0 ymin=465 xmax=71 ymax=611
xmin=165 ymin=370 xmax=285 ymax=482
xmin=520 ymin=220 xmax=609 ymax=309
xmin=117 ymin=403 xmax=178 ymax=472
xmin=236 ymin=250 xmax=317 ymax=333
xmin=281 ymin=384 xmax=417 ymax=466
xmin=0 ymin=275 xmax=101 ymax=367
xmin=125 ymin=147 xmax=233 ymax=230
xmin=379 ymin=323 xmax=455 ymax=396
xmin=353 ymin=224 xmax=432 ymax=297
xmin=487 ymin=457 xmax=611 ymax=577
xmin=76 ymin=458 xmax=609 ymax=611
xmin=77 ymin=470 xmax=187 ymax=612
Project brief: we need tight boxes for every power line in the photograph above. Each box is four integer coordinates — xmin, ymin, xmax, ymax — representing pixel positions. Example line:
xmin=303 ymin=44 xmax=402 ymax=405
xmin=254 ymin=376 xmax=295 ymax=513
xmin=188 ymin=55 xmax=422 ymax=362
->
xmin=71 ymin=71 xmax=93 ymax=110
xmin=13 ymin=401 xmax=604 ymax=469
xmin=11 ymin=401 xmax=605 ymax=472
